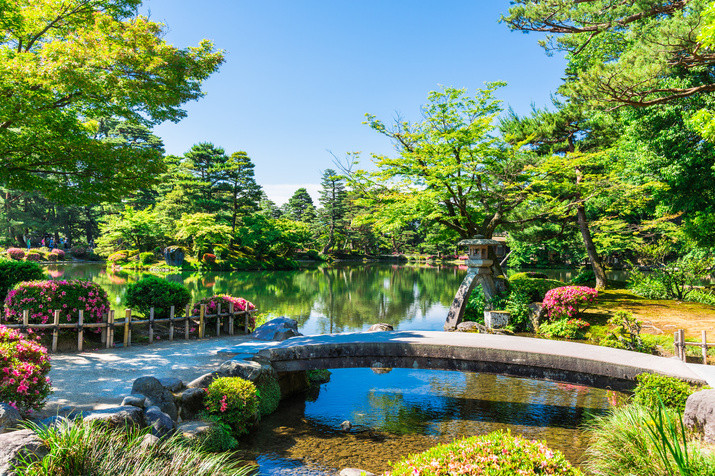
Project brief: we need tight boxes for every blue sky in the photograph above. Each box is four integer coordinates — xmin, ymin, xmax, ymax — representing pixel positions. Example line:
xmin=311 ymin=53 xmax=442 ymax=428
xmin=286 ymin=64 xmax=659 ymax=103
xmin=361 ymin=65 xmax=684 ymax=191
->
xmin=141 ymin=1 xmax=566 ymax=204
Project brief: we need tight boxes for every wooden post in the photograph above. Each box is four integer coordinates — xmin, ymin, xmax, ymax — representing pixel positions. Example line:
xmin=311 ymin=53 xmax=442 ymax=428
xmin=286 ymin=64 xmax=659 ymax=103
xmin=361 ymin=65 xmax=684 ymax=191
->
xmin=148 ymin=307 xmax=154 ymax=344
xmin=674 ymin=331 xmax=680 ymax=361
xmin=244 ymin=311 xmax=249 ymax=335
xmin=169 ymin=306 xmax=175 ymax=341
xmin=100 ymin=313 xmax=107 ymax=346
xmin=22 ymin=310 xmax=28 ymax=333
xmin=703 ymin=330 xmax=708 ymax=365
xmin=184 ymin=304 xmax=191 ymax=340
xmin=216 ymin=303 xmax=221 ymax=337
xmin=199 ymin=304 xmax=205 ymax=339
xmin=77 ymin=310 xmax=84 ymax=352
xmin=124 ymin=309 xmax=132 ymax=348
xmin=228 ymin=302 xmax=234 ymax=336
xmin=679 ymin=329 xmax=686 ymax=362
xmin=106 ymin=310 xmax=114 ymax=349
xmin=52 ymin=310 xmax=60 ymax=352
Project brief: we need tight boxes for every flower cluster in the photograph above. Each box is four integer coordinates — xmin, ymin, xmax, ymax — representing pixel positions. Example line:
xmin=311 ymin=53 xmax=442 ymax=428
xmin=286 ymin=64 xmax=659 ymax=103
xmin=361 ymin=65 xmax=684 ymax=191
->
xmin=7 ymin=248 xmax=25 ymax=260
xmin=0 ymin=325 xmax=51 ymax=414
xmin=51 ymin=249 xmax=65 ymax=260
xmin=3 ymin=280 xmax=110 ymax=327
xmin=387 ymin=430 xmax=579 ymax=475
xmin=192 ymin=294 xmax=256 ymax=330
xmin=543 ymin=286 xmax=598 ymax=320
xmin=25 ymin=252 xmax=42 ymax=262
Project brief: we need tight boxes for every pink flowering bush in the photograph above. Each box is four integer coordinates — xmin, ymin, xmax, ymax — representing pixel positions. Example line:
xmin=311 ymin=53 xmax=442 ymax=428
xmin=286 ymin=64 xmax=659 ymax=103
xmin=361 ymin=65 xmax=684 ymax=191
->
xmin=47 ymin=252 xmax=59 ymax=262
xmin=387 ymin=430 xmax=580 ymax=475
xmin=192 ymin=295 xmax=256 ymax=330
xmin=52 ymin=249 xmax=66 ymax=260
xmin=543 ymin=286 xmax=598 ymax=321
xmin=0 ymin=325 xmax=51 ymax=414
xmin=25 ymin=252 xmax=42 ymax=262
xmin=7 ymin=248 xmax=25 ymax=260
xmin=205 ymin=377 xmax=259 ymax=436
xmin=3 ymin=280 xmax=110 ymax=327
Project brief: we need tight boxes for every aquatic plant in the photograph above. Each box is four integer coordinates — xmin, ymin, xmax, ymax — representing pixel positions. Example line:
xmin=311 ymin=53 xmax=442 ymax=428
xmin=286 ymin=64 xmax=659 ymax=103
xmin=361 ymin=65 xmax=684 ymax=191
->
xmin=0 ymin=325 xmax=51 ymax=414
xmin=205 ymin=377 xmax=259 ymax=436
xmin=256 ymin=374 xmax=281 ymax=417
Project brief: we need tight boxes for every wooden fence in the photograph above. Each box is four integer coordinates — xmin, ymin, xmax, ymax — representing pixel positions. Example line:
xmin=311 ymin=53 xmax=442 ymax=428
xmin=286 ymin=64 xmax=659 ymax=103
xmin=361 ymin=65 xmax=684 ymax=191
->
xmin=673 ymin=329 xmax=712 ymax=364
xmin=3 ymin=303 xmax=255 ymax=352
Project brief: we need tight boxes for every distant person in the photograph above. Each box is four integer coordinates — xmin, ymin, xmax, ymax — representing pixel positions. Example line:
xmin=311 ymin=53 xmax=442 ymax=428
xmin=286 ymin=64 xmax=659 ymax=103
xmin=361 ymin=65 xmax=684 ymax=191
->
xmin=26 ymin=238 xmax=31 ymax=251
xmin=49 ymin=238 xmax=54 ymax=251
xmin=41 ymin=237 xmax=45 ymax=247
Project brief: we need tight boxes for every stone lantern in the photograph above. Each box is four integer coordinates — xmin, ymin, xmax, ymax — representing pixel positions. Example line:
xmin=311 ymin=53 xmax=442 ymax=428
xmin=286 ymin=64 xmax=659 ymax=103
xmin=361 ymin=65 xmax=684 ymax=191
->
xmin=444 ymin=235 xmax=500 ymax=331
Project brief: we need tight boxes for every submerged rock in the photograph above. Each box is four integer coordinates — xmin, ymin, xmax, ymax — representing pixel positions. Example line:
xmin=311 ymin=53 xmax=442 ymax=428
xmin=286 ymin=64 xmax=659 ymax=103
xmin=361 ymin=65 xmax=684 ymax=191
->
xmin=367 ymin=323 xmax=393 ymax=332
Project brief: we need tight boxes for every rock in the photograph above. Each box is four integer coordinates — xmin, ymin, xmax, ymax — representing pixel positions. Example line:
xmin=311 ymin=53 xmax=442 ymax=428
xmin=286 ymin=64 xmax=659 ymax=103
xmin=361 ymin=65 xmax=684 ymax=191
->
xmin=179 ymin=388 xmax=206 ymax=421
xmin=0 ymin=429 xmax=47 ymax=476
xmin=684 ymin=389 xmax=715 ymax=443
xmin=121 ymin=394 xmax=146 ymax=409
xmin=339 ymin=469 xmax=376 ymax=476
xmin=340 ymin=420 xmax=352 ymax=431
xmin=528 ymin=303 xmax=545 ymax=331
xmin=159 ymin=377 xmax=185 ymax=393
xmin=144 ymin=406 xmax=175 ymax=438
xmin=177 ymin=420 xmax=215 ymax=440
xmin=131 ymin=376 xmax=178 ymax=421
xmin=456 ymin=321 xmax=487 ymax=333
xmin=0 ymin=404 xmax=21 ymax=434
xmin=367 ymin=323 xmax=393 ymax=332
xmin=35 ymin=416 xmax=69 ymax=430
xmin=252 ymin=317 xmax=302 ymax=341
xmin=138 ymin=433 xmax=160 ymax=451
xmin=218 ymin=359 xmax=263 ymax=381
xmin=82 ymin=406 xmax=144 ymax=428
xmin=484 ymin=310 xmax=510 ymax=329
xmin=186 ymin=372 xmax=222 ymax=389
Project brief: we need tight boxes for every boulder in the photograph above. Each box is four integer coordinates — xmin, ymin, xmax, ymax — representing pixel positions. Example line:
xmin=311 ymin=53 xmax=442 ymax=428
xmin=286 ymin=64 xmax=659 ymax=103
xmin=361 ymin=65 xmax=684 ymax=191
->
xmin=81 ymin=406 xmax=144 ymax=428
xmin=121 ymin=394 xmax=146 ymax=409
xmin=339 ymin=469 xmax=376 ymax=476
xmin=456 ymin=321 xmax=487 ymax=333
xmin=35 ymin=416 xmax=70 ymax=430
xmin=218 ymin=359 xmax=264 ymax=381
xmin=144 ymin=406 xmax=175 ymax=438
xmin=177 ymin=420 xmax=215 ymax=440
xmin=186 ymin=372 xmax=222 ymax=389
xmin=0 ymin=404 xmax=21 ymax=434
xmin=0 ymin=429 xmax=48 ymax=476
xmin=367 ymin=323 xmax=394 ymax=332
xmin=684 ymin=389 xmax=715 ymax=443
xmin=131 ymin=376 xmax=178 ymax=421
xmin=179 ymin=388 xmax=206 ymax=421
xmin=252 ymin=317 xmax=302 ymax=341
xmin=138 ymin=434 xmax=160 ymax=451
xmin=159 ymin=377 xmax=185 ymax=393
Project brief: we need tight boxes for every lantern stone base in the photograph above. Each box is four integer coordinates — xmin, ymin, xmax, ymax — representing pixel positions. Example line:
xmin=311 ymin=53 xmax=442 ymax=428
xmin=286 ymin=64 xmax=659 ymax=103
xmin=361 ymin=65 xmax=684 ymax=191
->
xmin=484 ymin=311 xmax=510 ymax=329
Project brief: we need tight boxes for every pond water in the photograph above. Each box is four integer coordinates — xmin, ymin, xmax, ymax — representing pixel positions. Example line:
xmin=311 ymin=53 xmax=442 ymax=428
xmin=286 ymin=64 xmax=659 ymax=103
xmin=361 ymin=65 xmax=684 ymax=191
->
xmin=45 ymin=263 xmax=617 ymax=474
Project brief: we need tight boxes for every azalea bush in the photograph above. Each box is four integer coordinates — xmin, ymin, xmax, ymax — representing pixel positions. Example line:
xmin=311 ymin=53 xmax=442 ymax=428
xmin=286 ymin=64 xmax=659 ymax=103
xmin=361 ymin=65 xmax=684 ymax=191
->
xmin=192 ymin=295 xmax=256 ymax=330
xmin=4 ymin=280 xmax=110 ymax=327
xmin=205 ymin=377 xmax=259 ymax=436
xmin=387 ymin=430 xmax=580 ymax=475
xmin=543 ymin=286 xmax=598 ymax=320
xmin=539 ymin=318 xmax=590 ymax=340
xmin=53 ymin=249 xmax=66 ymax=260
xmin=7 ymin=248 xmax=25 ymax=260
xmin=0 ymin=325 xmax=51 ymax=414
xmin=26 ymin=252 xmax=42 ymax=262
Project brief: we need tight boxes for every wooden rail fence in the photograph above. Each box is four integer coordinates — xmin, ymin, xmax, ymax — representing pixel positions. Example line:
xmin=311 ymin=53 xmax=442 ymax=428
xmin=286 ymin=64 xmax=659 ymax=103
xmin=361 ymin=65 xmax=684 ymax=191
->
xmin=4 ymin=303 xmax=255 ymax=352
xmin=673 ymin=329 xmax=712 ymax=364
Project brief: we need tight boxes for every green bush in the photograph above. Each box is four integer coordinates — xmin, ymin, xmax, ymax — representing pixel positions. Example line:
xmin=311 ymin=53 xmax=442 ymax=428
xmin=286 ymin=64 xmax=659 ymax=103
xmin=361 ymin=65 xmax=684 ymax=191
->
xmin=205 ymin=377 xmax=259 ymax=436
xmin=0 ymin=325 xmax=51 ymax=414
xmin=256 ymin=375 xmax=281 ymax=417
xmin=138 ymin=252 xmax=156 ymax=265
xmin=388 ymin=430 xmax=580 ymax=475
xmin=633 ymin=373 xmax=695 ymax=413
xmin=193 ymin=415 xmax=239 ymax=452
xmin=597 ymin=311 xmax=654 ymax=354
xmin=688 ymin=288 xmax=715 ymax=306
xmin=539 ymin=318 xmax=590 ymax=340
xmin=510 ymin=271 xmax=549 ymax=280
xmin=0 ymin=259 xmax=44 ymax=301
xmin=509 ymin=277 xmax=564 ymax=302
xmin=125 ymin=276 xmax=191 ymax=319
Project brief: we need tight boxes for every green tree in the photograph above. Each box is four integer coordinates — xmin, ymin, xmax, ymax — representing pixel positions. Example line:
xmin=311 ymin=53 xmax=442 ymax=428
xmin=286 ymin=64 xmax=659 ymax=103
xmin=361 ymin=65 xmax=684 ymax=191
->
xmin=174 ymin=213 xmax=232 ymax=258
xmin=95 ymin=206 xmax=166 ymax=254
xmin=0 ymin=0 xmax=223 ymax=202
xmin=182 ymin=143 xmax=229 ymax=214
xmin=318 ymin=169 xmax=348 ymax=254
xmin=215 ymin=151 xmax=262 ymax=233
xmin=286 ymin=188 xmax=314 ymax=222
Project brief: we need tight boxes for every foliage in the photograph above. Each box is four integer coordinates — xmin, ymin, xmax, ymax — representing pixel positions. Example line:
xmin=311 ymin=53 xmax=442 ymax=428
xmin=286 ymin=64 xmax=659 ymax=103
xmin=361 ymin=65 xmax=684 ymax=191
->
xmin=69 ymin=247 xmax=86 ymax=258
xmin=633 ymin=373 xmax=695 ymax=413
xmin=584 ymin=403 xmax=715 ymax=476
xmin=598 ymin=311 xmax=654 ymax=354
xmin=174 ymin=213 xmax=232 ymax=257
xmin=629 ymin=252 xmax=714 ymax=301
xmin=688 ymin=289 xmax=715 ymax=306
xmin=107 ymin=250 xmax=138 ymax=264
xmin=138 ymin=252 xmax=155 ymax=265
xmin=504 ymin=291 xmax=533 ymax=332
xmin=96 ymin=206 xmax=166 ymax=256
xmin=204 ymin=377 xmax=259 ymax=436
xmin=0 ymin=259 xmax=44 ymax=301
xmin=125 ymin=276 xmax=191 ymax=319
xmin=52 ymin=249 xmax=65 ymax=260
xmin=543 ymin=286 xmax=598 ymax=320
xmin=570 ymin=269 xmax=595 ymax=285
xmin=4 ymin=280 xmax=109 ymax=327
xmin=255 ymin=375 xmax=281 ymax=417
xmin=191 ymin=295 xmax=256 ymax=330
xmin=192 ymin=415 xmax=239 ymax=453
xmin=509 ymin=277 xmax=565 ymax=302
xmin=387 ymin=430 xmax=580 ymax=475
xmin=202 ymin=253 xmax=217 ymax=264
xmin=307 ymin=369 xmax=332 ymax=386
xmin=7 ymin=248 xmax=25 ymax=260
xmin=0 ymin=325 xmax=51 ymax=414
xmin=539 ymin=318 xmax=590 ymax=340
xmin=510 ymin=271 xmax=549 ymax=280
xmin=15 ymin=419 xmax=251 ymax=476
xmin=25 ymin=252 xmax=41 ymax=262
xmin=318 ymin=169 xmax=348 ymax=254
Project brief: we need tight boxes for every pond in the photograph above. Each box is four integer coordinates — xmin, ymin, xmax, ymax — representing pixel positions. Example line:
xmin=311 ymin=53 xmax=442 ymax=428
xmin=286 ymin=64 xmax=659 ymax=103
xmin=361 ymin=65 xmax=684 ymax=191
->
xmin=45 ymin=263 xmax=617 ymax=474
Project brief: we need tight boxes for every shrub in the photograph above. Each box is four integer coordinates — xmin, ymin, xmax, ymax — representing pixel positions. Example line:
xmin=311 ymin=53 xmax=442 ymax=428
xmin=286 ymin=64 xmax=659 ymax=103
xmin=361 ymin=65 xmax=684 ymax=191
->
xmin=107 ymin=251 xmax=130 ymax=263
xmin=138 ymin=252 xmax=156 ymax=265
xmin=570 ymin=269 xmax=595 ymax=285
xmin=125 ymin=276 xmax=191 ymax=319
xmin=194 ymin=415 xmax=239 ymax=452
xmin=26 ymin=252 xmax=42 ymax=262
xmin=191 ymin=295 xmax=256 ymax=330
xmin=202 ymin=253 xmax=217 ymax=263
xmin=686 ymin=288 xmax=715 ymax=306
xmin=256 ymin=375 xmax=281 ymax=417
xmin=0 ymin=260 xmax=44 ymax=301
xmin=633 ymin=373 xmax=695 ymax=413
xmin=7 ymin=248 xmax=25 ymax=260
xmin=53 ymin=249 xmax=65 ymax=260
xmin=598 ymin=311 xmax=654 ymax=354
xmin=3 ymin=280 xmax=110 ymax=327
xmin=205 ymin=377 xmax=259 ymax=436
xmin=510 ymin=271 xmax=549 ymax=280
xmin=0 ymin=325 xmax=51 ymax=414
xmin=47 ymin=253 xmax=59 ymax=262
xmin=509 ymin=277 xmax=564 ymax=302
xmin=543 ymin=286 xmax=598 ymax=320
xmin=387 ymin=430 xmax=580 ymax=475
xmin=69 ymin=246 xmax=86 ymax=258
xmin=539 ymin=318 xmax=590 ymax=340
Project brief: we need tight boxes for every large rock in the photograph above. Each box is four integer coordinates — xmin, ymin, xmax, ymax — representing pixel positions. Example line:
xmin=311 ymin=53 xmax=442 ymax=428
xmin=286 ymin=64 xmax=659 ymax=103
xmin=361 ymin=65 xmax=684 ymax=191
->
xmin=252 ymin=317 xmax=302 ymax=341
xmin=528 ymin=303 xmax=546 ymax=331
xmin=0 ymin=404 xmax=21 ymax=434
xmin=179 ymin=388 xmax=206 ymax=421
xmin=218 ymin=359 xmax=264 ymax=381
xmin=456 ymin=321 xmax=487 ymax=333
xmin=0 ymin=429 xmax=47 ymax=476
xmin=121 ymin=394 xmax=146 ymax=409
xmin=131 ymin=376 xmax=178 ymax=421
xmin=144 ymin=406 xmax=175 ymax=438
xmin=81 ymin=406 xmax=144 ymax=428
xmin=177 ymin=420 xmax=215 ymax=440
xmin=186 ymin=372 xmax=222 ymax=389
xmin=159 ymin=377 xmax=185 ymax=393
xmin=684 ymin=389 xmax=715 ymax=443
xmin=367 ymin=323 xmax=393 ymax=332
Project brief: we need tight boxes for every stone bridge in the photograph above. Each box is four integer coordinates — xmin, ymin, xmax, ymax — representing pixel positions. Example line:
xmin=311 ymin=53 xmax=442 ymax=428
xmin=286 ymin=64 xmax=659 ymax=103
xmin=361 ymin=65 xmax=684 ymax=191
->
xmin=221 ymin=331 xmax=707 ymax=392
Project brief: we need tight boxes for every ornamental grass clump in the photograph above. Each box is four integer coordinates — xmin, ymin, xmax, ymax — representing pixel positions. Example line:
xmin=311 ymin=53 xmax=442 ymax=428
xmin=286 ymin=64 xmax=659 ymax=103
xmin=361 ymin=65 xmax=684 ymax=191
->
xmin=543 ymin=286 xmax=598 ymax=320
xmin=387 ymin=430 xmax=580 ymax=475
xmin=192 ymin=295 xmax=257 ymax=329
xmin=0 ymin=325 xmax=51 ymax=414
xmin=3 ymin=280 xmax=109 ymax=327
xmin=205 ymin=377 xmax=259 ymax=436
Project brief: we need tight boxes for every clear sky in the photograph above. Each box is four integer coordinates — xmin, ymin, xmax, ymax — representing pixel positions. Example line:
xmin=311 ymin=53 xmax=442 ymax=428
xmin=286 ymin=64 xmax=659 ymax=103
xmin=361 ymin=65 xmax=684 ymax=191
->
xmin=140 ymin=0 xmax=566 ymax=204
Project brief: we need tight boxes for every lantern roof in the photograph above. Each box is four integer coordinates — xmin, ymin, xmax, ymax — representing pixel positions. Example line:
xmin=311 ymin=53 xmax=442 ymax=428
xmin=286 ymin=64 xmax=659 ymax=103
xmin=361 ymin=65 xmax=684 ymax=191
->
xmin=457 ymin=235 xmax=501 ymax=246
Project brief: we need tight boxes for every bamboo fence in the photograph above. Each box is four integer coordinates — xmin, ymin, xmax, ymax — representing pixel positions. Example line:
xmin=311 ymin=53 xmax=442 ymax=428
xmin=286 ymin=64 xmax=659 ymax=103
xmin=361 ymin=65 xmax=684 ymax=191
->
xmin=673 ymin=329 xmax=712 ymax=364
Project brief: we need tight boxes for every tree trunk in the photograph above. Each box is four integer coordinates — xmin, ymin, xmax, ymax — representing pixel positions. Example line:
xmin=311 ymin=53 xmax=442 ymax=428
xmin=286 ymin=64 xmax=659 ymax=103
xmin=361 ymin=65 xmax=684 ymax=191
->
xmin=575 ymin=203 xmax=607 ymax=290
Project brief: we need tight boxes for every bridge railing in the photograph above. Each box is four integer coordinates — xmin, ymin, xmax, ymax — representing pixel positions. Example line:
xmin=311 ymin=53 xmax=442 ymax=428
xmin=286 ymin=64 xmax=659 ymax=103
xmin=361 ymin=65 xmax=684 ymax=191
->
xmin=674 ymin=329 xmax=712 ymax=364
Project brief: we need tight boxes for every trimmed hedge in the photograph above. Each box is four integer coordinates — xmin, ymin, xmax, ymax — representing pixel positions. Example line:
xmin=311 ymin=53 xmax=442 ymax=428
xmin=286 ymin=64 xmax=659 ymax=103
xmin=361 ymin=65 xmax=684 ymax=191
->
xmin=7 ymin=248 xmax=25 ymax=260
xmin=125 ymin=276 xmax=191 ymax=318
xmin=0 ymin=260 xmax=44 ymax=301
xmin=205 ymin=377 xmax=259 ymax=436
xmin=509 ymin=277 xmax=564 ymax=302
xmin=0 ymin=325 xmax=51 ymax=413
